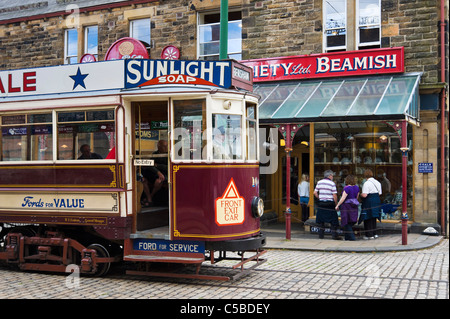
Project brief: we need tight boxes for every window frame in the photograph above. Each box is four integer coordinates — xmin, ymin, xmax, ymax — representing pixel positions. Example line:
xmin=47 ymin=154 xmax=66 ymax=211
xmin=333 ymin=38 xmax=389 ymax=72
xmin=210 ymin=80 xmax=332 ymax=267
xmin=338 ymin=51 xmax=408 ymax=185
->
xmin=0 ymin=112 xmax=53 ymax=162
xmin=197 ymin=11 xmax=242 ymax=60
xmin=323 ymin=0 xmax=347 ymax=52
xmin=84 ymin=25 xmax=99 ymax=60
xmin=0 ymin=108 xmax=117 ymax=164
xmin=356 ymin=0 xmax=381 ymax=49
xmin=64 ymin=28 xmax=78 ymax=64
xmin=129 ymin=18 xmax=151 ymax=48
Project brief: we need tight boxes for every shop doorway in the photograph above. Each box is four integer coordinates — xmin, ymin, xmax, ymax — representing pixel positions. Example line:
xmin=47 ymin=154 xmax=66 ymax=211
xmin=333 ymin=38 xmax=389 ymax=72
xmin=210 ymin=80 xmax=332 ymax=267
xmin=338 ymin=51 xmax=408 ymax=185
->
xmin=275 ymin=126 xmax=310 ymax=223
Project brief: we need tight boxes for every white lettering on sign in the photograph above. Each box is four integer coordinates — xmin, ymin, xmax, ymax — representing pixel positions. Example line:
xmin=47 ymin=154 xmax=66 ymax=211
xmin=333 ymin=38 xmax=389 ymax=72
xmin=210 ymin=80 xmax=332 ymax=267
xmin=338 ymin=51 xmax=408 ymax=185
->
xmin=215 ymin=178 xmax=245 ymax=226
xmin=316 ymin=54 xmax=397 ymax=73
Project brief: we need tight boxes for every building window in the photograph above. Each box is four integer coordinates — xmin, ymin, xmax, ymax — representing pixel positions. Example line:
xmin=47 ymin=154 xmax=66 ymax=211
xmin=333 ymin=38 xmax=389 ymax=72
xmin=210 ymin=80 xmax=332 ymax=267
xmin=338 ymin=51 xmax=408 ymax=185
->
xmin=84 ymin=26 xmax=98 ymax=60
xmin=324 ymin=0 xmax=347 ymax=52
xmin=357 ymin=0 xmax=381 ymax=49
xmin=198 ymin=11 xmax=242 ymax=60
xmin=323 ymin=0 xmax=381 ymax=52
xmin=130 ymin=18 xmax=151 ymax=47
xmin=64 ymin=28 xmax=78 ymax=64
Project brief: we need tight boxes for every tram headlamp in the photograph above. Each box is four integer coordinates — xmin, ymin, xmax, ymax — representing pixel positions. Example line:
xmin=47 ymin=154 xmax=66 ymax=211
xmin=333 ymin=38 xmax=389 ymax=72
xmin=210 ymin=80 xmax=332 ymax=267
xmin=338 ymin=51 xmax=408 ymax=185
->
xmin=251 ymin=197 xmax=264 ymax=218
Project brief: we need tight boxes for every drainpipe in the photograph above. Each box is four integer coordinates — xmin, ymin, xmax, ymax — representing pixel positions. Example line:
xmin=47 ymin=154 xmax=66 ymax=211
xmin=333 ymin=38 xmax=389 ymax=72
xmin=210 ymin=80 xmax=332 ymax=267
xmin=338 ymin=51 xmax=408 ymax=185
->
xmin=219 ymin=0 xmax=228 ymax=60
xmin=440 ymin=0 xmax=447 ymax=237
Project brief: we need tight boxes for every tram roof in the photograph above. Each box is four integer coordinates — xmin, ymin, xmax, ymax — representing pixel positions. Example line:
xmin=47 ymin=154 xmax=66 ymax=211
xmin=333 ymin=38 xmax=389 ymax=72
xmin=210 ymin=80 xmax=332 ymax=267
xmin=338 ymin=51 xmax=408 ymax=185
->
xmin=0 ymin=59 xmax=255 ymax=103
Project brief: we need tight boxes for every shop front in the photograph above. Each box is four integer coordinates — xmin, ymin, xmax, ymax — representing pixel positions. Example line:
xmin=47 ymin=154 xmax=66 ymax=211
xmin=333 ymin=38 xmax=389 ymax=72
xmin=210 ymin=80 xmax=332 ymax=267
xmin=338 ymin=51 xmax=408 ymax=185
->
xmin=242 ymin=47 xmax=422 ymax=238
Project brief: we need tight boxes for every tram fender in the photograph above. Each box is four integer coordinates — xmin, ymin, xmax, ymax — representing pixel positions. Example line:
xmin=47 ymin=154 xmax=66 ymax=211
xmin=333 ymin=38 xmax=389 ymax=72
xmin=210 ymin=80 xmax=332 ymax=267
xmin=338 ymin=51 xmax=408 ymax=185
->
xmin=205 ymin=233 xmax=266 ymax=251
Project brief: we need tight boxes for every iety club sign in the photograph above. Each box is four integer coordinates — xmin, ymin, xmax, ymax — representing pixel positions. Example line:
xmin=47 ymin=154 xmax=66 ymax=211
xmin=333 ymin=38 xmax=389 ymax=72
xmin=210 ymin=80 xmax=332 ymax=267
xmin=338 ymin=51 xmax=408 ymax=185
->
xmin=241 ymin=47 xmax=404 ymax=82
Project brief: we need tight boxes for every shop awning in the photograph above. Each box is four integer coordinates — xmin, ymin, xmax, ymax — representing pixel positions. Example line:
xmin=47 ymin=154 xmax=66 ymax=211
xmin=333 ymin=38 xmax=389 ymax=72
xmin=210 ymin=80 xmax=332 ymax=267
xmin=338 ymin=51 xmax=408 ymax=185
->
xmin=254 ymin=73 xmax=421 ymax=124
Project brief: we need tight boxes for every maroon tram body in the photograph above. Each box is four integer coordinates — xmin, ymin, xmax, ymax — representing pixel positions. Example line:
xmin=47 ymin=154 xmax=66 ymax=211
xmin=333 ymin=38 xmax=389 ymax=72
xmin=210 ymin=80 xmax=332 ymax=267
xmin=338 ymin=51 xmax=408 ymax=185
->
xmin=0 ymin=58 xmax=266 ymax=280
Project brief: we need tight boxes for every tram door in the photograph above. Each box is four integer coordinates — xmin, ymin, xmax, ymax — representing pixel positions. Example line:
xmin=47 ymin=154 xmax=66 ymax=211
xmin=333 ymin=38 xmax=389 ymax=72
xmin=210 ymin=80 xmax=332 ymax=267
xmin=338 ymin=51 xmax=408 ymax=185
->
xmin=133 ymin=101 xmax=170 ymax=232
xmin=277 ymin=143 xmax=309 ymax=223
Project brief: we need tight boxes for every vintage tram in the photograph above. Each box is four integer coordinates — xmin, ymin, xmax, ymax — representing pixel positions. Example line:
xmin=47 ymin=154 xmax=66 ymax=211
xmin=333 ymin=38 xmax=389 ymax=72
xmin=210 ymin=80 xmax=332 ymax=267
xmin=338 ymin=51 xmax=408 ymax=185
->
xmin=0 ymin=57 xmax=266 ymax=280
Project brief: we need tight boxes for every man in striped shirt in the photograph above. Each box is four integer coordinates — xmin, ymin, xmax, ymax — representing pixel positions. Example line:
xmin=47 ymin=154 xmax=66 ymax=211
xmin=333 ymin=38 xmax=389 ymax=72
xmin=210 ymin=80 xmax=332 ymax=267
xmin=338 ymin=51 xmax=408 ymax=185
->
xmin=314 ymin=170 xmax=340 ymax=240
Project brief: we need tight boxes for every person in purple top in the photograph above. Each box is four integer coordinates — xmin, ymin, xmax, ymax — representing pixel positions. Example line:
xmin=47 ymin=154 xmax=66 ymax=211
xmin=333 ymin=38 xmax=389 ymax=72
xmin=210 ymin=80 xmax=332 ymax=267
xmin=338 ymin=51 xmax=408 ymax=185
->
xmin=336 ymin=175 xmax=360 ymax=241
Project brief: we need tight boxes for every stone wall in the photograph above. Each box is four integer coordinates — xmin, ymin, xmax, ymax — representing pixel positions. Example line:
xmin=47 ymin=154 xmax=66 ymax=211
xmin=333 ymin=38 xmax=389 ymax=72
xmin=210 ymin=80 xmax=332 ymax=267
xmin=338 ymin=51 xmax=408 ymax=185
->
xmin=0 ymin=0 xmax=444 ymax=85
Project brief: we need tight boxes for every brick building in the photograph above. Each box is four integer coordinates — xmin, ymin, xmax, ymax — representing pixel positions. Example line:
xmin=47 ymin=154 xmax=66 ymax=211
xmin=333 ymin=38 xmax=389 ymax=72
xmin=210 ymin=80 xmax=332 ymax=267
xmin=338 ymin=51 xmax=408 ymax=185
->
xmin=0 ymin=0 xmax=448 ymax=235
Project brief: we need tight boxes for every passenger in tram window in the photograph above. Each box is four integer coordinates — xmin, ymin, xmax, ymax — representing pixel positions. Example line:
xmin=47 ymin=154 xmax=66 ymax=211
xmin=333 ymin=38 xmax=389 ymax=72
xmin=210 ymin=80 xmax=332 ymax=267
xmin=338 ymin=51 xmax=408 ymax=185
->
xmin=212 ymin=126 xmax=231 ymax=160
xmin=78 ymin=144 xmax=103 ymax=159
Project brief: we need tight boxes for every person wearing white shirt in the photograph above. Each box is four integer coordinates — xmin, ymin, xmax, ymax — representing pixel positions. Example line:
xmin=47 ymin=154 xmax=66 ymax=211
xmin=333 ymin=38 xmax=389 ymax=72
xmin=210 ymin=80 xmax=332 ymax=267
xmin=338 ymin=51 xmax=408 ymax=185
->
xmin=297 ymin=174 xmax=310 ymax=222
xmin=360 ymin=169 xmax=382 ymax=239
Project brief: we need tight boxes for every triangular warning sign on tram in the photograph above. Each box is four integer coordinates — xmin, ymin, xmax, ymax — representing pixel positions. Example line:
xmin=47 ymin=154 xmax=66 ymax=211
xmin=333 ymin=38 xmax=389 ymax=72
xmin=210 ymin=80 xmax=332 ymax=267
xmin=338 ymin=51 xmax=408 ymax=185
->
xmin=215 ymin=178 xmax=245 ymax=226
xmin=223 ymin=179 xmax=240 ymax=199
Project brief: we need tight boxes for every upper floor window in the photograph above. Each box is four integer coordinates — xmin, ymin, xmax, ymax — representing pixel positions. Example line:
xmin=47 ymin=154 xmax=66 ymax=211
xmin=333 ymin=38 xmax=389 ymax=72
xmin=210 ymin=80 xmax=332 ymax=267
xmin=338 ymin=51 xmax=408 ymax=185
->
xmin=324 ymin=0 xmax=347 ymax=52
xmin=64 ymin=28 xmax=78 ymax=64
xmin=84 ymin=26 xmax=98 ymax=60
xmin=357 ymin=0 xmax=381 ymax=49
xmin=198 ymin=11 xmax=242 ymax=60
xmin=130 ymin=18 xmax=151 ymax=48
xmin=323 ymin=0 xmax=381 ymax=52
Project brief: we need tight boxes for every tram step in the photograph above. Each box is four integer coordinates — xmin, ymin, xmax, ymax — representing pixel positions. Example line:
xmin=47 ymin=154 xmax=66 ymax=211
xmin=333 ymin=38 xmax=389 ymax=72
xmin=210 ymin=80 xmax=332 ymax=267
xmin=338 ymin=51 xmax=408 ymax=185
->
xmin=137 ymin=207 xmax=169 ymax=231
xmin=130 ymin=226 xmax=170 ymax=240
xmin=123 ymin=254 xmax=204 ymax=264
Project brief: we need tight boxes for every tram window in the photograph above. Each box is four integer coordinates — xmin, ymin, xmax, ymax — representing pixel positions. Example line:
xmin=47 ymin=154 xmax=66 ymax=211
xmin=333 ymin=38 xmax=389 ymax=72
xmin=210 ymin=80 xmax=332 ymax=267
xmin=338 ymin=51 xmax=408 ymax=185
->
xmin=212 ymin=114 xmax=242 ymax=160
xmin=0 ymin=113 xmax=53 ymax=161
xmin=173 ymin=99 xmax=206 ymax=161
xmin=246 ymin=103 xmax=257 ymax=161
xmin=57 ymin=109 xmax=115 ymax=160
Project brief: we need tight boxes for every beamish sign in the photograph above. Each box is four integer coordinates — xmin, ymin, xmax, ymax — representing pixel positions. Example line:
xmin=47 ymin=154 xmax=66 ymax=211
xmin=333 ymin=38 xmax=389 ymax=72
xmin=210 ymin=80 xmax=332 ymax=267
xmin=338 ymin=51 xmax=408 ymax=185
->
xmin=241 ymin=47 xmax=404 ymax=82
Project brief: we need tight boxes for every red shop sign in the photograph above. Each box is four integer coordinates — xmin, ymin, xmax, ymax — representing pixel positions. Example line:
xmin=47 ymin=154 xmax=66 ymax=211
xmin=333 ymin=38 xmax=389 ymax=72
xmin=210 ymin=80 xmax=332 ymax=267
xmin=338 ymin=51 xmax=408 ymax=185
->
xmin=105 ymin=37 xmax=149 ymax=60
xmin=241 ymin=47 xmax=404 ymax=82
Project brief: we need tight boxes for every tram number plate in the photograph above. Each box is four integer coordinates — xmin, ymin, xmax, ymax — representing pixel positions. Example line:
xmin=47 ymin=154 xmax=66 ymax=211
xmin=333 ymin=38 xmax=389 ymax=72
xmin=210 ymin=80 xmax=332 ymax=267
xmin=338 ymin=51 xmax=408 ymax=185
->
xmin=134 ymin=159 xmax=154 ymax=166
xmin=133 ymin=239 xmax=205 ymax=254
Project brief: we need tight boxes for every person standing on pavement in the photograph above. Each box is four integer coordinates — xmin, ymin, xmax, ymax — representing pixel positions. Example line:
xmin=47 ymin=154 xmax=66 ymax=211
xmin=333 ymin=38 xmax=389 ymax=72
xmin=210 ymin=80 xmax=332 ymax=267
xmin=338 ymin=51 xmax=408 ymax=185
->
xmin=359 ymin=169 xmax=382 ymax=239
xmin=298 ymin=173 xmax=310 ymax=222
xmin=314 ymin=170 xmax=340 ymax=240
xmin=336 ymin=175 xmax=360 ymax=241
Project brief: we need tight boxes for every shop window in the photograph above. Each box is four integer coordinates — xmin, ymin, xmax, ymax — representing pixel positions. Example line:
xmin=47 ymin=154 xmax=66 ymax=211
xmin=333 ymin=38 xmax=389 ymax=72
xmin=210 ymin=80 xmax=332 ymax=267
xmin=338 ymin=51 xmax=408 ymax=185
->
xmin=323 ymin=0 xmax=381 ymax=52
xmin=64 ymin=28 xmax=78 ymax=64
xmin=0 ymin=113 xmax=53 ymax=161
xmin=130 ymin=18 xmax=151 ymax=48
xmin=84 ymin=26 xmax=98 ymax=60
xmin=172 ymin=99 xmax=207 ymax=161
xmin=57 ymin=109 xmax=115 ymax=160
xmin=198 ymin=11 xmax=242 ymax=60
xmin=313 ymin=121 xmax=413 ymax=220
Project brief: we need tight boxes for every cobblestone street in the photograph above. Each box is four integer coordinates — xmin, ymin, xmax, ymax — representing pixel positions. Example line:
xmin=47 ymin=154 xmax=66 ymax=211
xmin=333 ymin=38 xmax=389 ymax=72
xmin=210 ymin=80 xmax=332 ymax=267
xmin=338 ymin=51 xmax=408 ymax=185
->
xmin=1 ymin=239 xmax=447 ymax=301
